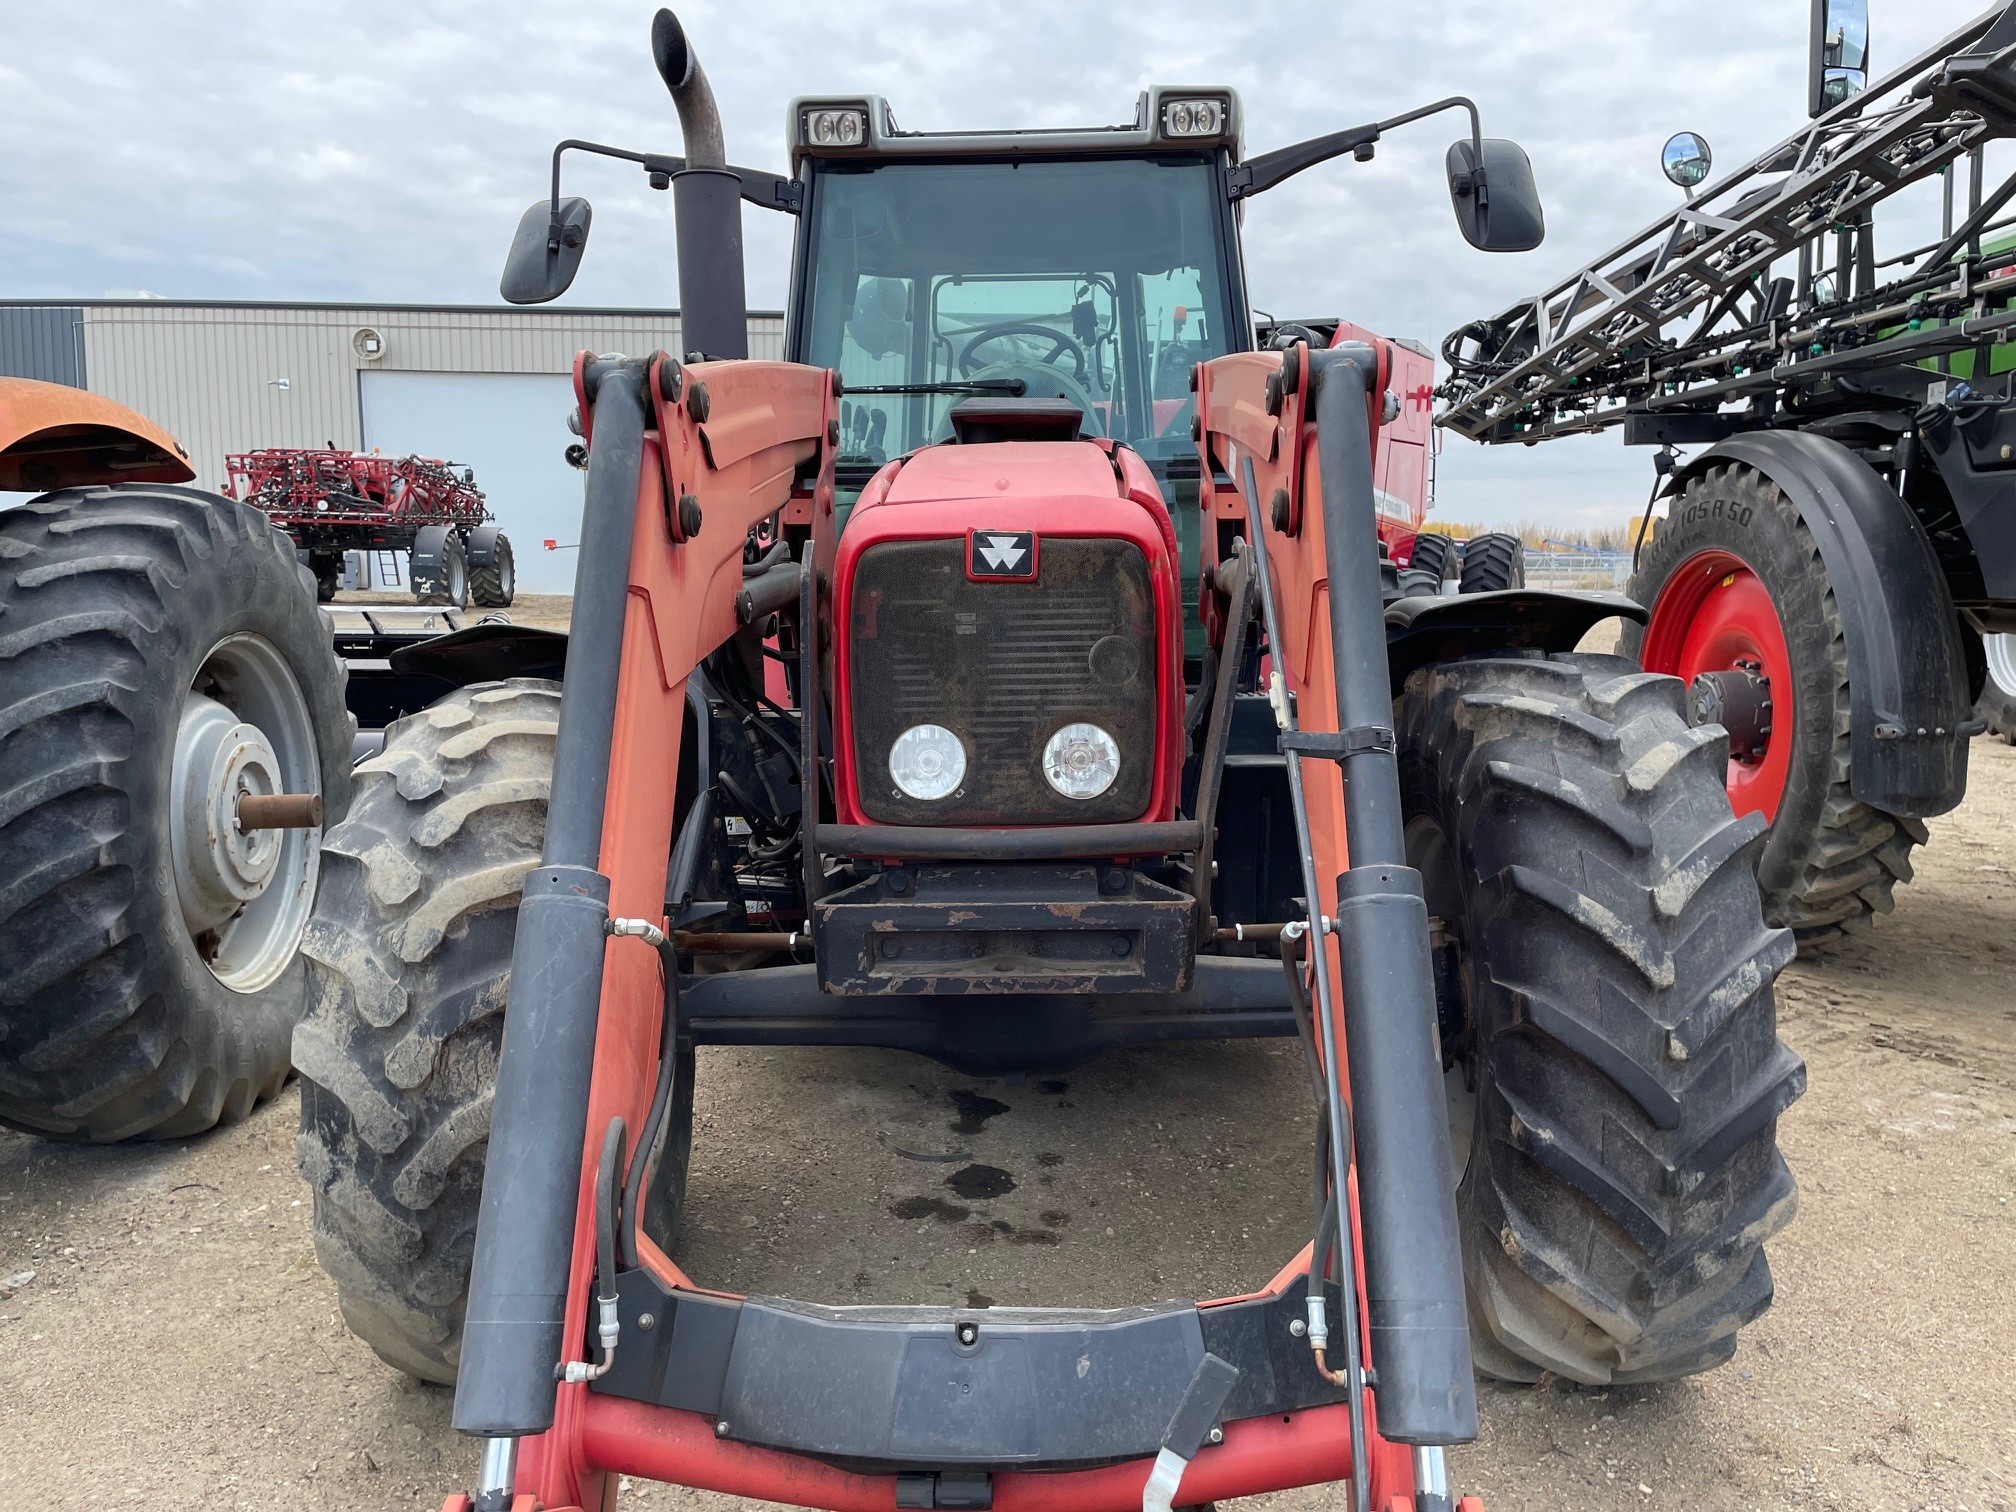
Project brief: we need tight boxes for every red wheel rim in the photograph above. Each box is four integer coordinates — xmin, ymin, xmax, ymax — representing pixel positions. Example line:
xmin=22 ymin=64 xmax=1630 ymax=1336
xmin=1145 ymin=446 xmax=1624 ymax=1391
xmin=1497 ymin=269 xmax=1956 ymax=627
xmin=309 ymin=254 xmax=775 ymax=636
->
xmin=1640 ymin=549 xmax=1793 ymax=821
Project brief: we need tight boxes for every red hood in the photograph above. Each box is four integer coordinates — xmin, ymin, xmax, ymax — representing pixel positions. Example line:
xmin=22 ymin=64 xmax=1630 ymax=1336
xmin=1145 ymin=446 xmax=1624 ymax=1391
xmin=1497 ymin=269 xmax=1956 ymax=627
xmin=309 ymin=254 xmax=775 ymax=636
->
xmin=874 ymin=441 xmax=1121 ymax=507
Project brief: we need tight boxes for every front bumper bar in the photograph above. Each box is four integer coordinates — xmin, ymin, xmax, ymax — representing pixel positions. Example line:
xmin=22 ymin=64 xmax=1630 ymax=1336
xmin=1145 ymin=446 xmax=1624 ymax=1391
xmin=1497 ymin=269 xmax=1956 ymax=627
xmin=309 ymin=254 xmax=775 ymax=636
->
xmin=595 ymin=1268 xmax=1349 ymax=1471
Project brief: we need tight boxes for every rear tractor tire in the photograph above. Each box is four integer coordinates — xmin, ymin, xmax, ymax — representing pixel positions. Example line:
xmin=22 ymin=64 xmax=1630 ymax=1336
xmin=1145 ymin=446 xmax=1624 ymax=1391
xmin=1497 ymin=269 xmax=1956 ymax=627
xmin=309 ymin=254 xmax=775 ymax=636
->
xmin=1399 ymin=652 xmax=1803 ymax=1384
xmin=293 ymin=679 xmax=694 ymax=1381
xmin=1458 ymin=531 xmax=1525 ymax=593
xmin=1624 ymin=463 xmax=1926 ymax=944
xmin=0 ymin=487 xmax=353 ymax=1141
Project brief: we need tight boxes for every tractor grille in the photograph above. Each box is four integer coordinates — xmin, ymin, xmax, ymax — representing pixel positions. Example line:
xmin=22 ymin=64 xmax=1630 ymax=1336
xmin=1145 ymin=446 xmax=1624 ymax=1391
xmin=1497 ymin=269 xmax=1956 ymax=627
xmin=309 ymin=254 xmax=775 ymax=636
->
xmin=848 ymin=537 xmax=1158 ymax=825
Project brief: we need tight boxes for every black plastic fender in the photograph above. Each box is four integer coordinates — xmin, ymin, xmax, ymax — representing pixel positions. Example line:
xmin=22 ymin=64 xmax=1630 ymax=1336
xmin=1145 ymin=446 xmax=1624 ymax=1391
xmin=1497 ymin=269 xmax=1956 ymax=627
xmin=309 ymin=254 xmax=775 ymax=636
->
xmin=1673 ymin=431 xmax=1971 ymax=816
xmin=409 ymin=522 xmax=458 ymax=600
xmin=466 ymin=523 xmax=507 ymax=570
xmin=1384 ymin=589 xmax=1645 ymax=695
xmin=388 ymin=622 xmax=569 ymax=686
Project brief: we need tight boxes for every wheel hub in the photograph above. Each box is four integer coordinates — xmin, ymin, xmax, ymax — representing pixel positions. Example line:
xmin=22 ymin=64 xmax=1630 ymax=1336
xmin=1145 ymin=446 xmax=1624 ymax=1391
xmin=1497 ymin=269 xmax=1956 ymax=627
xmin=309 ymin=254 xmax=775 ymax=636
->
xmin=1688 ymin=659 xmax=1774 ymax=763
xmin=167 ymin=634 xmax=323 ymax=991
xmin=1641 ymin=549 xmax=1795 ymax=822
xmin=172 ymin=693 xmax=285 ymax=936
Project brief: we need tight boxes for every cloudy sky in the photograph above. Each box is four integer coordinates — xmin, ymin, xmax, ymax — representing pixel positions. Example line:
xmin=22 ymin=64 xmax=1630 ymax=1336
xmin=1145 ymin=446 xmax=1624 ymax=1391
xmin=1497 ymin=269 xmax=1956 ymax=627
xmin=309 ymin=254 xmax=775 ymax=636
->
xmin=2 ymin=0 xmax=1986 ymax=528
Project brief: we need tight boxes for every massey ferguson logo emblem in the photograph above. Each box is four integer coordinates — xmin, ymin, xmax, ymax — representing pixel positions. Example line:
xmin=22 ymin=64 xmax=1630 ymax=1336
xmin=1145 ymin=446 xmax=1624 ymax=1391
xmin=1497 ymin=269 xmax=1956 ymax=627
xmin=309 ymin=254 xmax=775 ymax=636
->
xmin=968 ymin=529 xmax=1037 ymax=580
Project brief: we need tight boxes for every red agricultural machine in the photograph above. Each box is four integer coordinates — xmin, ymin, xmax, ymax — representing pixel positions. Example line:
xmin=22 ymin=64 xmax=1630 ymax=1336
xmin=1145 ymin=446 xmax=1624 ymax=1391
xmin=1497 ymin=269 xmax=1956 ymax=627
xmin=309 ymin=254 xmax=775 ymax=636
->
xmin=224 ymin=445 xmax=516 ymax=607
xmin=286 ymin=13 xmax=1804 ymax=1512
xmin=1440 ymin=0 xmax=2016 ymax=944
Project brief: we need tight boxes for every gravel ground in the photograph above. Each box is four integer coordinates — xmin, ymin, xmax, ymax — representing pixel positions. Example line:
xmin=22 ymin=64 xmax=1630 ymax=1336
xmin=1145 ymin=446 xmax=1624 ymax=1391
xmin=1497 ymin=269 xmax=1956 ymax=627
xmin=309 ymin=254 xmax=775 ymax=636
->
xmin=2 ymin=617 xmax=2012 ymax=1511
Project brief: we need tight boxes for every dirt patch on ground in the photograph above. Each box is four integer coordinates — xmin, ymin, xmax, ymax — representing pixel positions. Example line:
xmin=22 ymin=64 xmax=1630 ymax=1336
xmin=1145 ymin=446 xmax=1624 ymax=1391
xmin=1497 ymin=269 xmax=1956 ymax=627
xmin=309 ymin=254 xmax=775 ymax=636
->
xmin=3 ymin=630 xmax=2012 ymax=1509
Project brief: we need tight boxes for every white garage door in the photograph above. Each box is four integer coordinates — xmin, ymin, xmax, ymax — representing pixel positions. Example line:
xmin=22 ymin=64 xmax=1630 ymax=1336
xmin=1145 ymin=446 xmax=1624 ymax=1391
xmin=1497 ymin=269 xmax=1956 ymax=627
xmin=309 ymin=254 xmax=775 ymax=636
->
xmin=359 ymin=371 xmax=583 ymax=595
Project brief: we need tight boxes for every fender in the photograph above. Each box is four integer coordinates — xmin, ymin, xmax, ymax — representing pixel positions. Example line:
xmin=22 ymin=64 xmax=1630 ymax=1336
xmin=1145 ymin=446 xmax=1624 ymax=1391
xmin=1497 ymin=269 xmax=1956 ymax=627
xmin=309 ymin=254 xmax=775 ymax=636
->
xmin=1384 ymin=588 xmax=1644 ymax=695
xmin=466 ymin=523 xmax=509 ymax=570
xmin=388 ymin=622 xmax=569 ymax=686
xmin=1675 ymin=429 xmax=1972 ymax=816
xmin=0 ymin=377 xmax=194 ymax=491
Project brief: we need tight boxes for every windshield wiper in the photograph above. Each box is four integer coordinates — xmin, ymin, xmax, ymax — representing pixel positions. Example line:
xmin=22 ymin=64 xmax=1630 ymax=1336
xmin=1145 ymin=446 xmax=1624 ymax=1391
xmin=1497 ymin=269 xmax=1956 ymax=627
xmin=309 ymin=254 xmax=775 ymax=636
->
xmin=840 ymin=378 xmax=1027 ymax=397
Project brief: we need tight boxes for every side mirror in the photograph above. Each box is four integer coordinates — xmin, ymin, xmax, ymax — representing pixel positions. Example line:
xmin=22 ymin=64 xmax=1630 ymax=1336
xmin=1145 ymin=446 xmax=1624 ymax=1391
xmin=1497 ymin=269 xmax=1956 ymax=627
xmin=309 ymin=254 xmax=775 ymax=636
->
xmin=1661 ymin=132 xmax=1714 ymax=191
xmin=501 ymin=196 xmax=593 ymax=305
xmin=1446 ymin=138 xmax=1544 ymax=253
xmin=1810 ymin=0 xmax=1869 ymax=116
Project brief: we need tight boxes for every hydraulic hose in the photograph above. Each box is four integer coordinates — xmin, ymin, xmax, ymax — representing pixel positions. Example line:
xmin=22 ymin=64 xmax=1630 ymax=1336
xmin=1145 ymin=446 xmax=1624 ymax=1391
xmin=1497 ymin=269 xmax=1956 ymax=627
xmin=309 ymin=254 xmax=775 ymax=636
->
xmin=1239 ymin=459 xmax=1370 ymax=1512
xmin=560 ymin=1117 xmax=628 ymax=1385
xmin=620 ymin=931 xmax=686 ymax=1271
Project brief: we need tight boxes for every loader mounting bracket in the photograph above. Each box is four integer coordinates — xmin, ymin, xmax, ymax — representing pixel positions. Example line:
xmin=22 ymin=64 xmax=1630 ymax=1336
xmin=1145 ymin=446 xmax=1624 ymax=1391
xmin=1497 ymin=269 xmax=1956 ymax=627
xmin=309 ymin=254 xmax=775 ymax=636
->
xmin=1279 ymin=726 xmax=1395 ymax=759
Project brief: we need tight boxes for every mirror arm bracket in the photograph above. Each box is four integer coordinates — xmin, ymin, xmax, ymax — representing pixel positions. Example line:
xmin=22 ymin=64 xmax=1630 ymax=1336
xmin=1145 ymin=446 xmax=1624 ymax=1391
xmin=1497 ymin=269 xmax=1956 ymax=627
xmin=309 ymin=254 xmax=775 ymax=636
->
xmin=1230 ymin=94 xmax=1486 ymax=203
xmin=544 ymin=137 xmax=798 ymax=245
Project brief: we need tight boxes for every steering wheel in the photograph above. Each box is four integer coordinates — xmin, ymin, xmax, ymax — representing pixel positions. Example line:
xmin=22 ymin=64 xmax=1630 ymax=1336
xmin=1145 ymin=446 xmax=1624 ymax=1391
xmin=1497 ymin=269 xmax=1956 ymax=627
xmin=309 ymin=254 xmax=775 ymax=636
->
xmin=958 ymin=322 xmax=1089 ymax=381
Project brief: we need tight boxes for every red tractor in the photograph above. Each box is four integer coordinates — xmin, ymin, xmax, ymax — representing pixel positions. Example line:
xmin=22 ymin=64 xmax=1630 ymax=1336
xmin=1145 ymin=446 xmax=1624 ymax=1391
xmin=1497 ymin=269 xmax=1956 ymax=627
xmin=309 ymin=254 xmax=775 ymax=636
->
xmin=224 ymin=446 xmax=515 ymax=608
xmin=292 ymin=14 xmax=1804 ymax=1512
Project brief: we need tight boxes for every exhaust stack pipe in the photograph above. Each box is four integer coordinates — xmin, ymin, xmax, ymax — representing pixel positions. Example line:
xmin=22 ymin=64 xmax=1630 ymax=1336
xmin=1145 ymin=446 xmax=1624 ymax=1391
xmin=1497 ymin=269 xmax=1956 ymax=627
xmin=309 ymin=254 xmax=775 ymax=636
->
xmin=651 ymin=9 xmax=749 ymax=360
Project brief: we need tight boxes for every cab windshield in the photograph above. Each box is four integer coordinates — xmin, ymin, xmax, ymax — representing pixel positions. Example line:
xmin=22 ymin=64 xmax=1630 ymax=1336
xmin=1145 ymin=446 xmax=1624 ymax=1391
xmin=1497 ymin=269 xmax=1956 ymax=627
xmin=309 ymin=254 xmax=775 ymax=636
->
xmin=796 ymin=155 xmax=1240 ymax=488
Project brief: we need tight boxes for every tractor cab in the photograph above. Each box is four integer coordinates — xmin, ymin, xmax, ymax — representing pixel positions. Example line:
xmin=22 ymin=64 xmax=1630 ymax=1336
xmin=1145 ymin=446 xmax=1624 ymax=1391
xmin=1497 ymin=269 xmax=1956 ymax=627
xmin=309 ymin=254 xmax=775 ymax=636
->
xmin=785 ymin=90 xmax=1250 ymax=501
xmin=785 ymin=90 xmax=1254 ymax=701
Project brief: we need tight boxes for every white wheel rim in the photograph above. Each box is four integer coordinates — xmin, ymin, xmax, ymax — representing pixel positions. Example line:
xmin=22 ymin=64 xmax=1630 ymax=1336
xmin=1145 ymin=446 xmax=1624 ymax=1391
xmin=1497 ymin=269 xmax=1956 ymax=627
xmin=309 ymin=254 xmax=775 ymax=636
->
xmin=168 ymin=634 xmax=322 ymax=992
xmin=1988 ymin=634 xmax=2016 ymax=698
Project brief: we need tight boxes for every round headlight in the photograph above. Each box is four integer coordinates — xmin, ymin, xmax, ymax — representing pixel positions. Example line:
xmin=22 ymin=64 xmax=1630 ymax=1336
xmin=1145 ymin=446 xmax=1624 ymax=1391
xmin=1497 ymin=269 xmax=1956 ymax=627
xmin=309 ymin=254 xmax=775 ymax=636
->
xmin=889 ymin=724 xmax=966 ymax=801
xmin=1042 ymin=723 xmax=1120 ymax=800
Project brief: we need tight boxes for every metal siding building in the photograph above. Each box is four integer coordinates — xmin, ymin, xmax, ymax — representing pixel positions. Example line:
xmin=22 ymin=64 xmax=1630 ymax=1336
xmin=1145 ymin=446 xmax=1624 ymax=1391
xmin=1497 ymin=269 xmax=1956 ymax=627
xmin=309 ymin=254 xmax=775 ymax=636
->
xmin=2 ymin=300 xmax=785 ymax=591
xmin=0 ymin=300 xmax=786 ymax=491
xmin=0 ymin=305 xmax=87 ymax=389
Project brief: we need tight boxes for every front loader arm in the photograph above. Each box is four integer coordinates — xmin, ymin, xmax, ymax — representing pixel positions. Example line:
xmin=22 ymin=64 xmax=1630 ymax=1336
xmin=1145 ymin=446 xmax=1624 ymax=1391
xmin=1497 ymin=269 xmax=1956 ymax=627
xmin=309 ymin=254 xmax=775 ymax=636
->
xmin=1197 ymin=342 xmax=1478 ymax=1512
xmin=454 ymin=349 xmax=834 ymax=1511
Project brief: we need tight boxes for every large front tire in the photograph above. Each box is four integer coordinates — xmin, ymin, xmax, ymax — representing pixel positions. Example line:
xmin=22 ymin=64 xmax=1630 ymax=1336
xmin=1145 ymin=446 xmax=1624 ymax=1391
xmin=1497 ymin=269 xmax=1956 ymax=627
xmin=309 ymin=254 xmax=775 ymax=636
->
xmin=293 ymin=679 xmax=697 ymax=1383
xmin=293 ymin=679 xmax=557 ymax=1381
xmin=0 ymin=487 xmax=352 ymax=1141
xmin=1398 ymin=652 xmax=1804 ymax=1384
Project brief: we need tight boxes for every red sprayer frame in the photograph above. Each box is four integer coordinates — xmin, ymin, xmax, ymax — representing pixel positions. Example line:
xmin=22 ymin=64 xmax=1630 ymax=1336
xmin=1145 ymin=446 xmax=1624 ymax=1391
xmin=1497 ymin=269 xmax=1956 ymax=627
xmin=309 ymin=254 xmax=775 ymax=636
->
xmin=223 ymin=447 xmax=490 ymax=532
